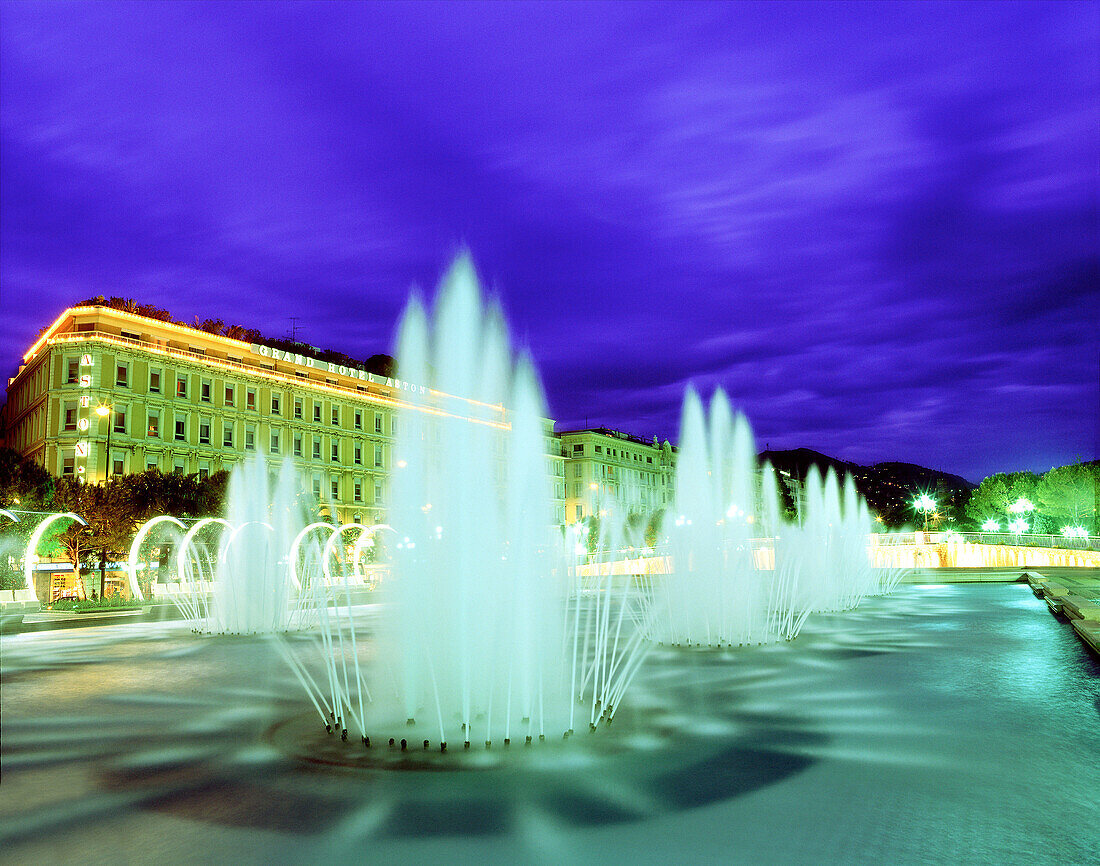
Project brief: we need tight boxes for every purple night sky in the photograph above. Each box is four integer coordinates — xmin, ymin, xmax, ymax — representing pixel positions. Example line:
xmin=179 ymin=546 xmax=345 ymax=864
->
xmin=1 ymin=2 xmax=1096 ymax=482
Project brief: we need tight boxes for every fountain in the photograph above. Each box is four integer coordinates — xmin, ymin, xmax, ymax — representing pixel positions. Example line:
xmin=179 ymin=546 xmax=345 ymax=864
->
xmin=652 ymin=387 xmax=902 ymax=648
xmin=276 ymin=255 xmax=650 ymax=751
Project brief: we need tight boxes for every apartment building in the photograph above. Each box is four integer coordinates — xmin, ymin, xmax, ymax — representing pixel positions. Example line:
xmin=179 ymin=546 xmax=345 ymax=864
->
xmin=558 ymin=427 xmax=676 ymax=524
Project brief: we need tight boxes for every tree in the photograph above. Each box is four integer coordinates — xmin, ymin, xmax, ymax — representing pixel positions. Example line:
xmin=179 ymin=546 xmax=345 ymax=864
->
xmin=964 ymin=471 xmax=1042 ymax=530
xmin=1037 ymin=462 xmax=1099 ymax=534
xmin=0 ymin=447 xmax=54 ymax=508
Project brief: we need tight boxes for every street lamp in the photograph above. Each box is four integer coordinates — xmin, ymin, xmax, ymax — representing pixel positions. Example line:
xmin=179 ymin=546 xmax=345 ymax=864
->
xmin=96 ymin=404 xmax=113 ymax=480
xmin=913 ymin=493 xmax=936 ymax=532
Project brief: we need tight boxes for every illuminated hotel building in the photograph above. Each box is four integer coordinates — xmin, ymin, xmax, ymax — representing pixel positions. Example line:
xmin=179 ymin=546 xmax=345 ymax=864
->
xmin=2 ymin=305 xmax=566 ymax=525
xmin=559 ymin=428 xmax=676 ymax=524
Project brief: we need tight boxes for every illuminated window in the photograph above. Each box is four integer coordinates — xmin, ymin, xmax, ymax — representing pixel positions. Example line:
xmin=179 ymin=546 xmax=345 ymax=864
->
xmin=224 ymin=384 xmax=235 ymax=406
xmin=147 ymin=411 xmax=160 ymax=438
xmin=63 ymin=402 xmax=77 ymax=431
xmin=66 ymin=357 xmax=79 ymax=384
xmin=176 ymin=376 xmax=187 ymax=398
xmin=246 ymin=388 xmax=257 ymax=411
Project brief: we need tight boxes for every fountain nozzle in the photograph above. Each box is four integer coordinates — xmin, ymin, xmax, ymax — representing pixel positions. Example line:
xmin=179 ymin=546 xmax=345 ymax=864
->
xmin=400 ymin=739 xmax=407 ymax=751
xmin=423 ymin=740 xmax=430 ymax=750
xmin=406 ymin=718 xmax=416 ymax=727
xmin=440 ymin=742 xmax=447 ymax=752
xmin=341 ymin=729 xmax=348 ymax=741
xmin=364 ymin=737 xmax=371 ymax=748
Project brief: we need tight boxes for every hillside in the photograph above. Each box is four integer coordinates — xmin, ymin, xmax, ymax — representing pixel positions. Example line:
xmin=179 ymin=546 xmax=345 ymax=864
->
xmin=758 ymin=448 xmax=976 ymax=528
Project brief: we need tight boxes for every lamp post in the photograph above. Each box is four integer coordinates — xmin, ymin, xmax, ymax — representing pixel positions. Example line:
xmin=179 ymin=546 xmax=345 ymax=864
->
xmin=96 ymin=404 xmax=113 ymax=481
xmin=913 ymin=493 xmax=936 ymax=533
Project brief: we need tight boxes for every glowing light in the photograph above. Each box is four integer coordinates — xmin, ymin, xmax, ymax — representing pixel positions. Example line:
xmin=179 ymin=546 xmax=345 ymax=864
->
xmin=981 ymin=518 xmax=1001 ymax=532
xmin=1061 ymin=525 xmax=1088 ymax=539
xmin=1008 ymin=517 xmax=1028 ymax=534
xmin=95 ymin=404 xmax=111 ymax=416
xmin=1008 ymin=497 xmax=1035 ymax=514
xmin=913 ymin=494 xmax=936 ymax=513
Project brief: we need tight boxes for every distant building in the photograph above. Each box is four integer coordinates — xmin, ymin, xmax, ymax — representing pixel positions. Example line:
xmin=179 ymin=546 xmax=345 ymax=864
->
xmin=557 ymin=428 xmax=676 ymax=524
xmin=2 ymin=304 xmax=566 ymax=525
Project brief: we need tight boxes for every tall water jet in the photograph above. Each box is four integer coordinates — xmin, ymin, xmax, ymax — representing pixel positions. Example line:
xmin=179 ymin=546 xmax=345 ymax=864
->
xmin=175 ymin=455 xmax=319 ymax=634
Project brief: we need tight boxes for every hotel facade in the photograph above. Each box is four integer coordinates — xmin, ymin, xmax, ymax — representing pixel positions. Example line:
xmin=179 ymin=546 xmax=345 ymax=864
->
xmin=1 ymin=305 xmax=574 ymax=525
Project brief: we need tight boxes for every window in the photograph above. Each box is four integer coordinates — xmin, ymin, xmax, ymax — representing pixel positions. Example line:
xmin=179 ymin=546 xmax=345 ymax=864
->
xmin=200 ymin=379 xmax=211 ymax=402
xmin=271 ymin=394 xmax=281 ymax=415
xmin=147 ymin=411 xmax=160 ymax=438
xmin=374 ymin=481 xmax=383 ymax=505
xmin=294 ymin=397 xmax=303 ymax=419
xmin=223 ymin=423 xmax=234 ymax=448
xmin=174 ymin=415 xmax=186 ymax=441
xmin=116 ymin=362 xmax=129 ymax=387
xmin=595 ymin=446 xmax=602 ymax=454
xmin=312 ymin=436 xmax=321 ymax=460
xmin=331 ymin=441 xmax=339 ymax=461
xmin=224 ymin=384 xmax=235 ymax=406
xmin=293 ymin=432 xmax=303 ymax=457
xmin=174 ymin=461 xmax=185 ymax=476
xmin=312 ymin=474 xmax=322 ymax=498
xmin=576 ymin=505 xmax=583 ymax=521
xmin=63 ymin=403 xmax=78 ymax=431
xmin=62 ymin=456 xmax=75 ymax=476
xmin=374 ymin=445 xmax=383 ymax=468
xmin=147 ymin=457 xmax=158 ymax=472
xmin=331 ymin=406 xmax=339 ymax=426
xmin=330 ymin=478 xmax=339 ymax=499
xmin=572 ymin=463 xmax=581 ymax=478
xmin=354 ymin=480 xmax=363 ymax=502
xmin=374 ymin=413 xmax=383 ymax=434
xmin=270 ymin=430 xmax=280 ymax=454
xmin=66 ymin=358 xmax=79 ymax=384
xmin=149 ymin=369 xmax=161 ymax=393
xmin=112 ymin=453 xmax=124 ymax=476
xmin=313 ymin=403 xmax=322 ymax=423
xmin=354 ymin=409 xmax=362 ymax=430
xmin=244 ymin=425 xmax=256 ymax=451
xmin=113 ymin=408 xmax=126 ymax=434
xmin=573 ymin=444 xmax=584 ymax=455
xmin=176 ymin=375 xmax=187 ymax=398
xmin=353 ymin=443 xmax=362 ymax=465
xmin=246 ymin=388 xmax=257 ymax=411
xmin=198 ymin=465 xmax=209 ymax=481
xmin=391 ymin=417 xmax=397 ymax=436
xmin=199 ymin=417 xmax=211 ymax=445
xmin=647 ymin=456 xmax=653 ymax=464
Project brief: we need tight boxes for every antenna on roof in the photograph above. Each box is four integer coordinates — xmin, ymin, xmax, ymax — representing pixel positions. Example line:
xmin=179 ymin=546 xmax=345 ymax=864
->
xmin=288 ymin=317 xmax=300 ymax=342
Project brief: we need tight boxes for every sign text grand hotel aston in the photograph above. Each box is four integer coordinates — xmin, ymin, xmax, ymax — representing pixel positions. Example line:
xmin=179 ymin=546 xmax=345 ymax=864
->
xmin=250 ymin=343 xmax=427 ymax=395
